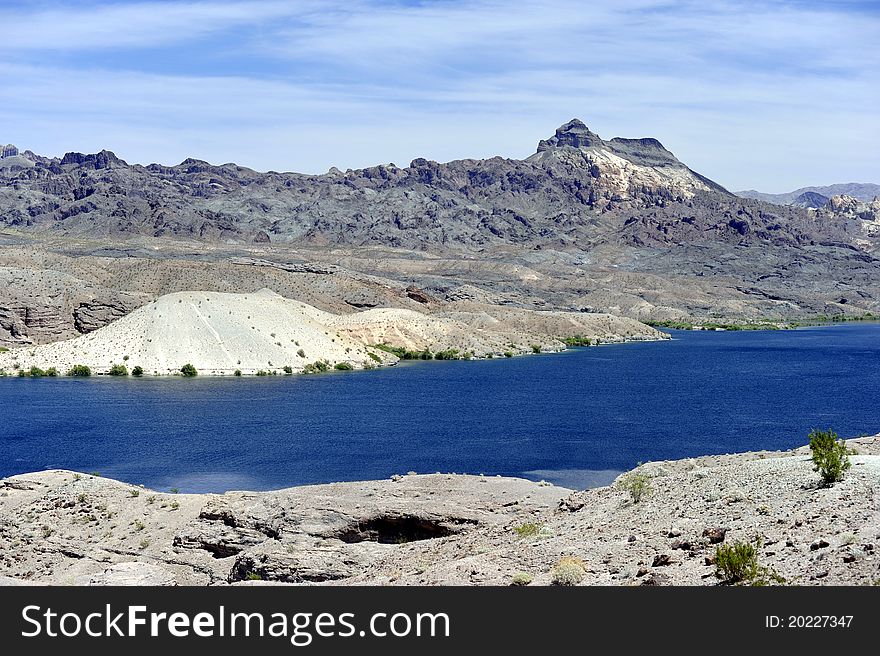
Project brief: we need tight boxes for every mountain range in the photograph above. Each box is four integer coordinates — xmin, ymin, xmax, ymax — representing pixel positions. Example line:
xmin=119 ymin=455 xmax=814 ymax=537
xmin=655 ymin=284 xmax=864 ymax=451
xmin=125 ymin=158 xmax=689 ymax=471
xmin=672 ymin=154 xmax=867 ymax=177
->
xmin=737 ymin=183 xmax=880 ymax=208
xmin=2 ymin=119 xmax=879 ymax=346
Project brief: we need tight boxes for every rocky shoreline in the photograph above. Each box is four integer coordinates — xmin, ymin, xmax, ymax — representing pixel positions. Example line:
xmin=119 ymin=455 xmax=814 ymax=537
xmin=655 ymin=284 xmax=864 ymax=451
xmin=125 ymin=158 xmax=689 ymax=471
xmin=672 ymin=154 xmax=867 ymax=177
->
xmin=2 ymin=436 xmax=878 ymax=586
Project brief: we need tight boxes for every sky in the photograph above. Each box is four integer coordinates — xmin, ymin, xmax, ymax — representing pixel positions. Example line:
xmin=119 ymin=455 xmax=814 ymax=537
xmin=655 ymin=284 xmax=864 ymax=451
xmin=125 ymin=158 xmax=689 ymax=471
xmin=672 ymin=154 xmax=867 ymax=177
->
xmin=0 ymin=0 xmax=877 ymax=192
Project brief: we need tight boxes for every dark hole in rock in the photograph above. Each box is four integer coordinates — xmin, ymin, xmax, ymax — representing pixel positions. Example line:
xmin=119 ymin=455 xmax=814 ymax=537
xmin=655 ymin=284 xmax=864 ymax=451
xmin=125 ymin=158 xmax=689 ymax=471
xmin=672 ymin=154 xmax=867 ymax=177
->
xmin=332 ymin=515 xmax=473 ymax=544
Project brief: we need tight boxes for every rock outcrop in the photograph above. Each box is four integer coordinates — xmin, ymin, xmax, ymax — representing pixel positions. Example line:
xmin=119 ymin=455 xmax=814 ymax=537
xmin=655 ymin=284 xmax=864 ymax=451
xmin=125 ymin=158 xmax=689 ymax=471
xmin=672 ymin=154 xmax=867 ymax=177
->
xmin=2 ymin=436 xmax=878 ymax=586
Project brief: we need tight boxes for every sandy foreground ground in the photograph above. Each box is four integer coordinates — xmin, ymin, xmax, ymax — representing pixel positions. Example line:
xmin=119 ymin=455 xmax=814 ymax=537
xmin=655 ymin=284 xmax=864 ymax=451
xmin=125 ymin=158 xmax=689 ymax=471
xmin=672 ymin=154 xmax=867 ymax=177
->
xmin=1 ymin=436 xmax=877 ymax=586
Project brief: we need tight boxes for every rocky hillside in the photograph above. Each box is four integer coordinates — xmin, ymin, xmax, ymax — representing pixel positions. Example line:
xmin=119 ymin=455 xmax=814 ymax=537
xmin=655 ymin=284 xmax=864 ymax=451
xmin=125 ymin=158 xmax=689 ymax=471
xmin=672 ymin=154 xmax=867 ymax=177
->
xmin=2 ymin=435 xmax=878 ymax=586
xmin=3 ymin=119 xmax=880 ymax=343
xmin=0 ymin=120 xmax=858 ymax=251
xmin=0 ymin=288 xmax=665 ymax=375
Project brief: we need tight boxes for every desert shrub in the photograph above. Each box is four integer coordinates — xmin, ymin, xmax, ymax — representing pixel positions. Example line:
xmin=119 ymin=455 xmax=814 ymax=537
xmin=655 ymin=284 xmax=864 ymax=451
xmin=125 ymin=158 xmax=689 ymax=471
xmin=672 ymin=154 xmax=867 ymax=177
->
xmin=180 ymin=363 xmax=198 ymax=377
xmin=809 ymin=428 xmax=851 ymax=486
xmin=297 ymin=349 xmax=306 ymax=358
xmin=28 ymin=366 xmax=47 ymax=377
xmin=511 ymin=572 xmax=533 ymax=586
xmin=513 ymin=522 xmax=543 ymax=538
xmin=563 ymin=335 xmax=592 ymax=347
xmin=303 ymin=360 xmax=331 ymax=374
xmin=46 ymin=367 xmax=58 ymax=377
xmin=256 ymin=370 xmax=269 ymax=376
xmin=367 ymin=352 xmax=382 ymax=363
xmin=714 ymin=541 xmax=759 ymax=584
xmin=617 ymin=470 xmax=652 ymax=503
xmin=434 ymin=349 xmax=460 ymax=360
xmin=123 ymin=355 xmax=129 ymax=361
xmin=234 ymin=369 xmax=242 ymax=376
xmin=131 ymin=366 xmax=144 ymax=377
xmin=0 ymin=346 xmax=8 ymax=352
xmin=334 ymin=362 xmax=353 ymax=371
xmin=504 ymin=351 xmax=513 ymax=358
xmin=531 ymin=344 xmax=542 ymax=354
xmin=68 ymin=364 xmax=91 ymax=377
xmin=108 ymin=364 xmax=128 ymax=376
xmin=283 ymin=365 xmax=293 ymax=375
xmin=373 ymin=343 xmax=406 ymax=357
xmin=551 ymin=556 xmax=586 ymax=586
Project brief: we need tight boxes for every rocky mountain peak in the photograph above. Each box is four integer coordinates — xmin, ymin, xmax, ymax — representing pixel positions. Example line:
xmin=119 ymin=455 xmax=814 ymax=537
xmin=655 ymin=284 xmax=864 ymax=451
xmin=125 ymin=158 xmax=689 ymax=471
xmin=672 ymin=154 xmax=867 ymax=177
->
xmin=60 ymin=150 xmax=126 ymax=169
xmin=536 ymin=119 xmax=604 ymax=152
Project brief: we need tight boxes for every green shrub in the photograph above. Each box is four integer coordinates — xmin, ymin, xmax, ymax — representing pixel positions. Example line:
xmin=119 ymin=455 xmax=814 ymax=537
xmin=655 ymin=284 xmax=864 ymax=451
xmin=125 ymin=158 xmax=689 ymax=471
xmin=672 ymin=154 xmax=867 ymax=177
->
xmin=297 ymin=348 xmax=306 ymax=358
xmin=68 ymin=364 xmax=92 ymax=377
xmin=334 ymin=362 xmax=353 ymax=371
xmin=563 ymin=335 xmax=592 ymax=347
xmin=28 ymin=366 xmax=47 ymax=377
xmin=256 ymin=370 xmax=269 ymax=376
xmin=434 ymin=349 xmax=460 ymax=360
xmin=531 ymin=344 xmax=542 ymax=354
xmin=0 ymin=346 xmax=8 ymax=352
xmin=513 ymin=522 xmax=543 ymax=538
xmin=511 ymin=572 xmax=533 ymax=586
xmin=714 ymin=541 xmax=759 ymax=584
xmin=551 ymin=556 xmax=586 ymax=586
xmin=108 ymin=364 xmax=128 ymax=376
xmin=617 ymin=470 xmax=652 ymax=503
xmin=180 ymin=363 xmax=198 ymax=377
xmin=504 ymin=351 xmax=513 ymax=358
xmin=367 ymin=352 xmax=382 ymax=363
xmin=46 ymin=367 xmax=58 ymax=377
xmin=809 ymin=428 xmax=851 ymax=486
xmin=303 ymin=360 xmax=331 ymax=374
xmin=234 ymin=369 xmax=242 ymax=376
xmin=131 ymin=366 xmax=144 ymax=377
xmin=283 ymin=365 xmax=293 ymax=375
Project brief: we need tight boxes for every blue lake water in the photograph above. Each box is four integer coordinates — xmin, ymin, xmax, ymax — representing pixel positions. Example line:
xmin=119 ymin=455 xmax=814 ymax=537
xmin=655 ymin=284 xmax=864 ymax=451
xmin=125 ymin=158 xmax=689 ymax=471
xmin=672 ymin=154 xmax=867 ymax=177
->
xmin=2 ymin=324 xmax=879 ymax=492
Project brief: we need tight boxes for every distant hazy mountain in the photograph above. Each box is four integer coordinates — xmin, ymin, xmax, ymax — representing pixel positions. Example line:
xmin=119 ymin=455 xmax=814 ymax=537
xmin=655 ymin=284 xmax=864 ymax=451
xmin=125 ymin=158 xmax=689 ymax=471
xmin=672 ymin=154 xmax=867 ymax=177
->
xmin=737 ymin=183 xmax=880 ymax=206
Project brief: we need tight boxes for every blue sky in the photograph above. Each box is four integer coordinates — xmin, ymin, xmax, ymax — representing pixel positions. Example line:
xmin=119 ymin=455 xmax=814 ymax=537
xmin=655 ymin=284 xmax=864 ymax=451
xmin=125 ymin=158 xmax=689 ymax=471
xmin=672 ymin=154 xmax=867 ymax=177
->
xmin=0 ymin=0 xmax=877 ymax=191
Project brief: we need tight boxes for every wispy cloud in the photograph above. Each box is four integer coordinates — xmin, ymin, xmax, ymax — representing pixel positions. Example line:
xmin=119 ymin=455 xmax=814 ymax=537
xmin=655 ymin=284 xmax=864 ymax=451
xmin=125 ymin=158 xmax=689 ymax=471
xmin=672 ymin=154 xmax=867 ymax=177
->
xmin=0 ymin=0 xmax=877 ymax=190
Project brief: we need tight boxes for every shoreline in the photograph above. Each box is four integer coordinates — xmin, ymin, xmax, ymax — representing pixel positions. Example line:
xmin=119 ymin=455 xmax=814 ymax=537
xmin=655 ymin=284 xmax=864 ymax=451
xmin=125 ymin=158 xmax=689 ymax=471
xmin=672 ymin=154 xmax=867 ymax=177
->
xmin=3 ymin=435 xmax=878 ymax=586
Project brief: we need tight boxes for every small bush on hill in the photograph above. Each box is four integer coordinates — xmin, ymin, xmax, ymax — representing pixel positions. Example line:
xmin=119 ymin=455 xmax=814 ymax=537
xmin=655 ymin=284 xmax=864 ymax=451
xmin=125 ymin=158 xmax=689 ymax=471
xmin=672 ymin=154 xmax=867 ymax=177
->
xmin=334 ymin=362 xmax=353 ymax=371
xmin=68 ymin=364 xmax=92 ymax=377
xmin=180 ymin=363 xmax=198 ymax=377
xmin=809 ymin=428 xmax=851 ymax=486
xmin=108 ymin=364 xmax=128 ymax=376
xmin=131 ymin=366 xmax=144 ymax=377
xmin=617 ymin=470 xmax=652 ymax=503
xmin=551 ymin=556 xmax=586 ymax=586
xmin=513 ymin=523 xmax=543 ymax=538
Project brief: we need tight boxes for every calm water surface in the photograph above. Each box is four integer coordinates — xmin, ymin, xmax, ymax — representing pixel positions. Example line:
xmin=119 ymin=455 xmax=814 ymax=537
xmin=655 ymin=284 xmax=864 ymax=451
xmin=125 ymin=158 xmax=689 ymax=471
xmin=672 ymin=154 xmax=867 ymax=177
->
xmin=2 ymin=324 xmax=879 ymax=492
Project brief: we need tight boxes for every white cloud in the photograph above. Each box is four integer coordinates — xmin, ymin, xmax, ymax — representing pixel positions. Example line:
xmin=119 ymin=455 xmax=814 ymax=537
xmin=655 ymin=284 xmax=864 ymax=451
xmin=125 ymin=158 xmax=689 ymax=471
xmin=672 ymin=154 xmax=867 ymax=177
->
xmin=0 ymin=1 xmax=877 ymax=190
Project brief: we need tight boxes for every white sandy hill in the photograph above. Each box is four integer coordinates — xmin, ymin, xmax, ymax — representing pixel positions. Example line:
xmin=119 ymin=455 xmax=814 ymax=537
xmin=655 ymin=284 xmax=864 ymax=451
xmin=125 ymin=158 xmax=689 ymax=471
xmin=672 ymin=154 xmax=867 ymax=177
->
xmin=0 ymin=289 xmax=389 ymax=376
xmin=0 ymin=289 xmax=667 ymax=376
